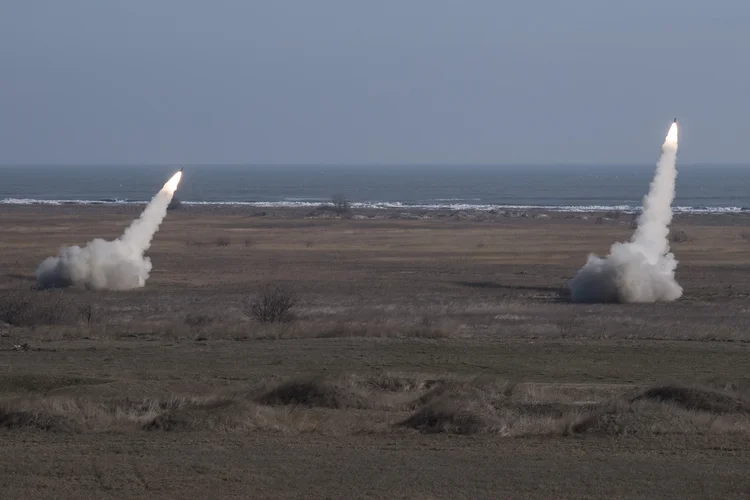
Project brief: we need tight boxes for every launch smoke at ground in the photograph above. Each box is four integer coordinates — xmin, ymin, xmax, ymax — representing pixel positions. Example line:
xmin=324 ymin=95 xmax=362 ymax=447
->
xmin=568 ymin=122 xmax=682 ymax=303
xmin=36 ymin=171 xmax=182 ymax=290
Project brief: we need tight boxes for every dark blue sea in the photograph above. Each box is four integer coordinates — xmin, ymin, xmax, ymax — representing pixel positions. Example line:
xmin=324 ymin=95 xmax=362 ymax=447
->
xmin=1 ymin=164 xmax=749 ymax=213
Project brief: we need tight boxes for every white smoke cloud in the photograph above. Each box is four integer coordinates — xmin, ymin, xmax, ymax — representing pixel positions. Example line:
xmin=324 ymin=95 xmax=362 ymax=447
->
xmin=36 ymin=172 xmax=182 ymax=291
xmin=568 ymin=123 xmax=682 ymax=303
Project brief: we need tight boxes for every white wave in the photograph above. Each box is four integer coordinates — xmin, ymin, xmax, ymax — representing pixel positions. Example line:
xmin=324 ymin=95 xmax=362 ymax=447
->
xmin=0 ymin=198 xmax=139 ymax=206
xmin=0 ymin=197 xmax=746 ymax=214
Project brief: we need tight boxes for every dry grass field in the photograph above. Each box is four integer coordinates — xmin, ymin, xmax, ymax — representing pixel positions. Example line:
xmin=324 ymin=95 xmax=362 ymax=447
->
xmin=1 ymin=204 xmax=750 ymax=499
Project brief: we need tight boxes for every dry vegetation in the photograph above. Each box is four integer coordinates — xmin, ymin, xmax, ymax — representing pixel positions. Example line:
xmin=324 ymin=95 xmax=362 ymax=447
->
xmin=242 ymin=283 xmax=296 ymax=323
xmin=2 ymin=374 xmax=748 ymax=438
xmin=1 ymin=205 xmax=750 ymax=498
xmin=0 ymin=287 xmax=98 ymax=328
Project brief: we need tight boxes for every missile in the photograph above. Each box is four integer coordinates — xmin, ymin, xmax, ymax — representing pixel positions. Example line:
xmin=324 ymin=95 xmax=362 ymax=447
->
xmin=180 ymin=166 xmax=184 ymax=172
xmin=673 ymin=118 xmax=677 ymax=123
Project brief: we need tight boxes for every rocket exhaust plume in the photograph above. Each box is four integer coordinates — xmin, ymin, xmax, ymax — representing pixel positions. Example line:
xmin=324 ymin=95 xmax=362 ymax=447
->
xmin=36 ymin=171 xmax=183 ymax=290
xmin=568 ymin=121 xmax=682 ymax=303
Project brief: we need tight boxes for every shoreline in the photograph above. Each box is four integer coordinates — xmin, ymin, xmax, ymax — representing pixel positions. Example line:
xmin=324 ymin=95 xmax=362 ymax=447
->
xmin=2 ymin=198 xmax=749 ymax=216
xmin=2 ymin=202 xmax=750 ymax=224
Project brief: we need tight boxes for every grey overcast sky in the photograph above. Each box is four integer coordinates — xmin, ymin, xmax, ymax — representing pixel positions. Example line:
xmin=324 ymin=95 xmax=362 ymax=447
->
xmin=1 ymin=1 xmax=748 ymax=165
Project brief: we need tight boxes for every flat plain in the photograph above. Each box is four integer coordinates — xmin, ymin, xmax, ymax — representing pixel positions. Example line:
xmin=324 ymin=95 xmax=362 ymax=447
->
xmin=1 ymin=204 xmax=749 ymax=499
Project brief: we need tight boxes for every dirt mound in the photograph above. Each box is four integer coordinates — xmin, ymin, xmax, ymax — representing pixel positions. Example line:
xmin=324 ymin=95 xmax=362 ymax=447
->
xmin=400 ymin=402 xmax=493 ymax=434
xmin=409 ymin=378 xmax=513 ymax=410
xmin=257 ymin=378 xmax=357 ymax=409
xmin=143 ymin=400 xmax=240 ymax=432
xmin=0 ymin=406 xmax=76 ymax=431
xmin=632 ymin=386 xmax=750 ymax=414
xmin=257 ymin=374 xmax=441 ymax=410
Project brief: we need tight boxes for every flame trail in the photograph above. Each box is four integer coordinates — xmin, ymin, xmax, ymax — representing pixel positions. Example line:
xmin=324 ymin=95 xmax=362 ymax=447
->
xmin=568 ymin=122 xmax=682 ymax=303
xmin=36 ymin=171 xmax=183 ymax=290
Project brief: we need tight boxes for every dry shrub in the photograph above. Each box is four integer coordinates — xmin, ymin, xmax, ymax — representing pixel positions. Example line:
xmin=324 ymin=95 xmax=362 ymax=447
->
xmin=399 ymin=379 xmax=514 ymax=434
xmin=143 ymin=400 xmax=320 ymax=433
xmin=330 ymin=194 xmax=351 ymax=215
xmin=398 ymin=379 xmax=750 ymax=436
xmin=215 ymin=237 xmax=231 ymax=247
xmin=0 ymin=396 xmax=160 ymax=432
xmin=0 ymin=394 xmax=319 ymax=434
xmin=411 ymin=378 xmax=514 ymax=408
xmin=78 ymin=303 xmax=101 ymax=325
xmin=142 ymin=396 xmax=237 ymax=431
xmin=400 ymin=393 xmax=611 ymax=436
xmin=243 ymin=284 xmax=296 ymax=323
xmin=258 ymin=373 xmax=440 ymax=411
xmin=669 ymin=229 xmax=690 ymax=243
xmin=0 ymin=288 xmax=91 ymax=327
xmin=2 ymin=377 xmax=750 ymax=437
xmin=0 ymin=401 xmax=77 ymax=431
xmin=703 ymin=378 xmax=750 ymax=400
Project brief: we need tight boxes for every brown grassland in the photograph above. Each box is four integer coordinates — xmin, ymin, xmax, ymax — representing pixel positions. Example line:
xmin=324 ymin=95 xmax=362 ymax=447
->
xmin=1 ymin=204 xmax=750 ymax=499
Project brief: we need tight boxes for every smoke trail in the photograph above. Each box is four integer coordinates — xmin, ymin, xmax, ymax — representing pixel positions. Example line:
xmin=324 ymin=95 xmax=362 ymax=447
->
xmin=36 ymin=171 xmax=183 ymax=291
xmin=568 ymin=122 xmax=682 ymax=303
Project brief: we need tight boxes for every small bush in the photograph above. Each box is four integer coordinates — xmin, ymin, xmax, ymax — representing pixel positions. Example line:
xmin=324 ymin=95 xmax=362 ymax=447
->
xmin=0 ymin=289 xmax=35 ymax=326
xmin=215 ymin=237 xmax=231 ymax=247
xmin=332 ymin=194 xmax=351 ymax=214
xmin=242 ymin=284 xmax=296 ymax=323
xmin=0 ymin=288 xmax=86 ymax=327
xmin=669 ymin=230 xmax=690 ymax=243
xmin=78 ymin=303 xmax=100 ymax=325
xmin=604 ymin=210 xmax=622 ymax=219
xmin=320 ymin=194 xmax=352 ymax=215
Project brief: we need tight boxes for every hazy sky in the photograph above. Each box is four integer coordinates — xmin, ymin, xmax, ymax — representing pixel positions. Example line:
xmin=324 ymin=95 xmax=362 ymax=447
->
xmin=1 ymin=1 xmax=748 ymax=165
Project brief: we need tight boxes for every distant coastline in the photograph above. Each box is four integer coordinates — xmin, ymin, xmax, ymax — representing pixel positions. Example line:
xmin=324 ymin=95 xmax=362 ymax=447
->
xmin=1 ymin=197 xmax=748 ymax=215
